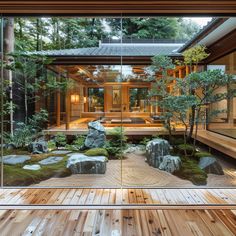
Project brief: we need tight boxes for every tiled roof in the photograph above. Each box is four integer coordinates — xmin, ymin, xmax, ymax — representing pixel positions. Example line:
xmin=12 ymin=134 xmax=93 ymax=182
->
xmin=33 ymin=43 xmax=183 ymax=57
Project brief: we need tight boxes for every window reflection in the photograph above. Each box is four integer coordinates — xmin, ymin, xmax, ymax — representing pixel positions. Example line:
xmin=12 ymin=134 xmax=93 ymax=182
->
xmin=129 ymin=88 xmax=150 ymax=112
xmin=88 ymin=88 xmax=104 ymax=112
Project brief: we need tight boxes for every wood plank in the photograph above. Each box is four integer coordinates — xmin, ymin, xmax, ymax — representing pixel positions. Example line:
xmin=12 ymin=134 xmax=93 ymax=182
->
xmin=0 ymin=188 xmax=236 ymax=209
xmin=1 ymin=1 xmax=236 ymax=15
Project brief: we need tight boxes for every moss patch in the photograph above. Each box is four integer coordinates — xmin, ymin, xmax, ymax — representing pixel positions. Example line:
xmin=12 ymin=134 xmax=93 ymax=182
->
xmin=194 ymin=152 xmax=213 ymax=161
xmin=175 ymin=157 xmax=207 ymax=185
xmin=3 ymin=148 xmax=29 ymax=156
xmin=85 ymin=148 xmax=108 ymax=157
xmin=3 ymin=156 xmax=71 ymax=186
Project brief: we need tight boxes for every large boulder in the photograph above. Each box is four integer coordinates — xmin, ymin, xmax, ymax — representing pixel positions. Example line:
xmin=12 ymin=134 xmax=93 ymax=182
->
xmin=2 ymin=155 xmax=31 ymax=165
xmin=67 ymin=153 xmax=106 ymax=174
xmin=159 ymin=155 xmax=181 ymax=173
xmin=146 ymin=138 xmax=170 ymax=168
xmin=83 ymin=121 xmax=106 ymax=149
xmin=198 ymin=157 xmax=224 ymax=175
xmin=28 ymin=141 xmax=48 ymax=154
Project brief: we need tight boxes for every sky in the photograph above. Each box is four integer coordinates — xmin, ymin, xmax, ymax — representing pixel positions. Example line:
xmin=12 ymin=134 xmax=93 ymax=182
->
xmin=184 ymin=17 xmax=212 ymax=27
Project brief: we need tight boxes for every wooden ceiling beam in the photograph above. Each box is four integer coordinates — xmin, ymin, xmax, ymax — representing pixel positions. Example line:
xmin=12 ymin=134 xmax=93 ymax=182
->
xmin=1 ymin=1 xmax=236 ymax=15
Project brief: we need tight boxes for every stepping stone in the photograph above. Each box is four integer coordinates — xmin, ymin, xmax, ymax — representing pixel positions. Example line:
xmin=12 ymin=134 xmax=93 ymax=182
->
xmin=2 ymin=155 xmax=31 ymax=165
xmin=51 ymin=150 xmax=71 ymax=155
xmin=67 ymin=152 xmax=82 ymax=157
xmin=23 ymin=164 xmax=41 ymax=171
xmin=39 ymin=156 xmax=63 ymax=165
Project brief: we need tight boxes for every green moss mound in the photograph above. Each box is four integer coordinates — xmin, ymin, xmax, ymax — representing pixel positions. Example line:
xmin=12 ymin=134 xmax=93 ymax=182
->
xmin=177 ymin=144 xmax=195 ymax=155
xmin=175 ymin=158 xmax=207 ymax=185
xmin=3 ymin=156 xmax=71 ymax=186
xmin=85 ymin=148 xmax=108 ymax=157
xmin=194 ymin=151 xmax=213 ymax=160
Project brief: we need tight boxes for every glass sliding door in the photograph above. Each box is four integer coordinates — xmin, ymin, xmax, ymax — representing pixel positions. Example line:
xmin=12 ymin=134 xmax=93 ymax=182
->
xmin=1 ymin=15 xmax=236 ymax=190
xmin=120 ymin=16 xmax=236 ymax=189
xmin=2 ymin=16 xmax=123 ymax=188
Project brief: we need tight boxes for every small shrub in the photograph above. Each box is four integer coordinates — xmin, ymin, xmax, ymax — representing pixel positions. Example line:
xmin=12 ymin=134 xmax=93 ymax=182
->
xmin=3 ymin=109 xmax=48 ymax=148
xmin=139 ymin=137 xmax=151 ymax=146
xmin=72 ymin=135 xmax=85 ymax=147
xmin=177 ymin=144 xmax=195 ymax=155
xmin=4 ymin=123 xmax=35 ymax=148
xmin=48 ymin=140 xmax=56 ymax=151
xmin=85 ymin=148 xmax=108 ymax=157
xmin=55 ymin=133 xmax=67 ymax=147
xmin=107 ymin=126 xmax=127 ymax=143
xmin=104 ymin=141 xmax=122 ymax=159
xmin=105 ymin=127 xmax=127 ymax=159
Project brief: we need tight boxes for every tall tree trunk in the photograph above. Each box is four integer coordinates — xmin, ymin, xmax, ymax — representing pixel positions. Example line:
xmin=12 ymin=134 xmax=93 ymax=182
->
xmin=3 ymin=17 xmax=14 ymax=136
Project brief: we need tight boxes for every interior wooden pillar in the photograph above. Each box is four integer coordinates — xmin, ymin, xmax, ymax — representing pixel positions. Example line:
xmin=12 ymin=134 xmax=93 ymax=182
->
xmin=186 ymin=66 xmax=190 ymax=76
xmin=56 ymin=89 xmax=61 ymax=127
xmin=65 ymin=84 xmax=71 ymax=130
xmin=179 ymin=68 xmax=183 ymax=79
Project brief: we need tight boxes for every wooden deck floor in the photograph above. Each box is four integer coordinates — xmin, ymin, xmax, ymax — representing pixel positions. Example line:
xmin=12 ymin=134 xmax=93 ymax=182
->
xmin=1 ymin=188 xmax=236 ymax=210
xmin=44 ymin=124 xmax=185 ymax=136
xmin=0 ymin=209 xmax=236 ymax=236
xmin=196 ymin=130 xmax=236 ymax=159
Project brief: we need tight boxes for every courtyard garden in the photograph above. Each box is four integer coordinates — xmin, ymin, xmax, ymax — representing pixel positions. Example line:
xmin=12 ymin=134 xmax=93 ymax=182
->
xmin=2 ymin=118 xmax=234 ymax=187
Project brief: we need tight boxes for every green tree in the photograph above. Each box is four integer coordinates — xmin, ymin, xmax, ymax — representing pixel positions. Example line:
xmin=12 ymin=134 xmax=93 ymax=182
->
xmin=107 ymin=17 xmax=200 ymax=40
xmin=181 ymin=69 xmax=236 ymax=150
xmin=146 ymin=55 xmax=175 ymax=140
xmin=182 ymin=45 xmax=210 ymax=140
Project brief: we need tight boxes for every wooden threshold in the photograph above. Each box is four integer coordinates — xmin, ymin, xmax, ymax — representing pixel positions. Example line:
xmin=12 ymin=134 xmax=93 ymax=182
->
xmin=1 ymin=188 xmax=236 ymax=210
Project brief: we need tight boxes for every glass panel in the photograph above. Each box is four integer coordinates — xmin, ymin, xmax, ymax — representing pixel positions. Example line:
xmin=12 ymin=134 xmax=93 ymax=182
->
xmin=3 ymin=16 xmax=123 ymax=188
xmin=88 ymin=88 xmax=104 ymax=112
xmin=121 ymin=16 xmax=236 ymax=189
xmin=129 ymin=87 xmax=150 ymax=112
xmin=207 ymin=51 xmax=236 ymax=139
xmin=0 ymin=17 xmax=3 ymax=188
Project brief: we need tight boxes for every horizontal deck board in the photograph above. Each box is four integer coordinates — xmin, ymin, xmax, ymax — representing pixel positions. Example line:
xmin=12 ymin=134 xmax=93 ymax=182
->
xmin=0 ymin=209 xmax=236 ymax=236
xmin=0 ymin=188 xmax=236 ymax=209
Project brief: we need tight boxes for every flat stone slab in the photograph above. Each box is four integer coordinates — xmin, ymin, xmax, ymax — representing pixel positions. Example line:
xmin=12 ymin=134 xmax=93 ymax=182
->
xmin=2 ymin=155 xmax=31 ymax=165
xmin=51 ymin=150 xmax=71 ymax=155
xmin=67 ymin=154 xmax=106 ymax=174
xmin=23 ymin=164 xmax=41 ymax=171
xmin=67 ymin=152 xmax=82 ymax=157
xmin=39 ymin=156 xmax=63 ymax=165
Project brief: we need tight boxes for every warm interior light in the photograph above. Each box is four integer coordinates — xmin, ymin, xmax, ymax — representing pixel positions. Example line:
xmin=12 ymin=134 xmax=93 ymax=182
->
xmin=71 ymin=94 xmax=79 ymax=103
xmin=84 ymin=96 xmax=87 ymax=103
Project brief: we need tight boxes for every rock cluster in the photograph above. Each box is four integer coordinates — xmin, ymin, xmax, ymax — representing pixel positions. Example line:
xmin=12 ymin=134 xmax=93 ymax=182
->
xmin=146 ymin=138 xmax=181 ymax=173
